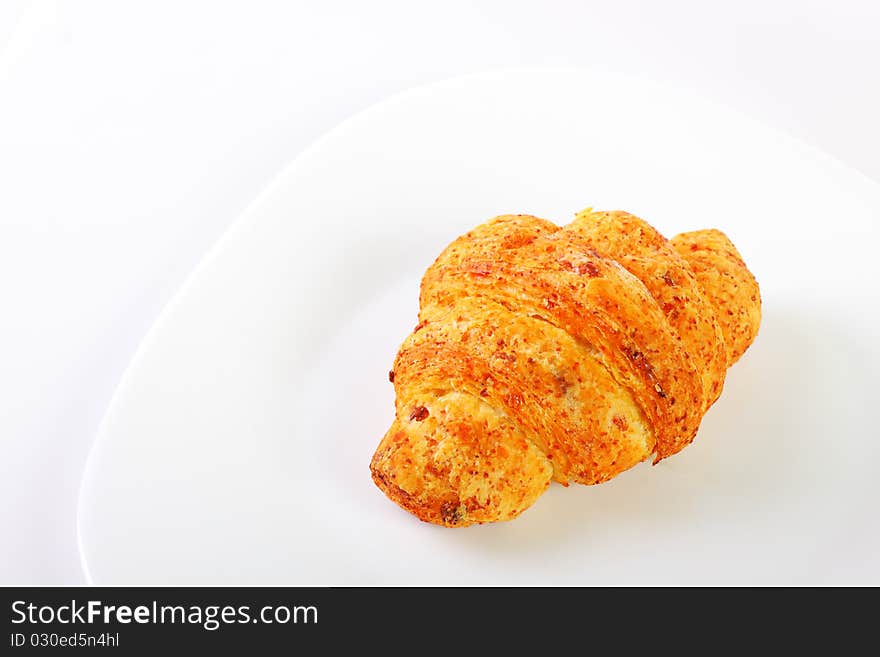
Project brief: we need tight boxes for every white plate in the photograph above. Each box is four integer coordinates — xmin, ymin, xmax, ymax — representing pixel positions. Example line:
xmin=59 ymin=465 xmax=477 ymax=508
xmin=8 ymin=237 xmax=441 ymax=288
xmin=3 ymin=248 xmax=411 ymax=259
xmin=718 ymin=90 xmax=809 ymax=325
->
xmin=78 ymin=69 xmax=880 ymax=585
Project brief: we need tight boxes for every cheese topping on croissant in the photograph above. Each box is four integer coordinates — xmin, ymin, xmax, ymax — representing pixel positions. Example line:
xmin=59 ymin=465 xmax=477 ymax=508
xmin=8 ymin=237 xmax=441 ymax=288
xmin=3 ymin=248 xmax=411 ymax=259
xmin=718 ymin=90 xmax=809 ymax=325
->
xmin=371 ymin=209 xmax=761 ymax=527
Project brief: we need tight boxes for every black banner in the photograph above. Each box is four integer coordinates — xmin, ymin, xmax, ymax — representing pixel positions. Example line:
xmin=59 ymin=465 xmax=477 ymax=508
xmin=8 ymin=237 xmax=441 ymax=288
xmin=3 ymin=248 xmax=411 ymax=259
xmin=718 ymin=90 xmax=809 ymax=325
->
xmin=0 ymin=586 xmax=861 ymax=651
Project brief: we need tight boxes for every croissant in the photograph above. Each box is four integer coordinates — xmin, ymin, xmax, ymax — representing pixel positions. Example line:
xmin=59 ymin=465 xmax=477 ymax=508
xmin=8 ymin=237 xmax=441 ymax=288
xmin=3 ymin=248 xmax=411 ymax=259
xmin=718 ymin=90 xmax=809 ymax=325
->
xmin=371 ymin=209 xmax=761 ymax=526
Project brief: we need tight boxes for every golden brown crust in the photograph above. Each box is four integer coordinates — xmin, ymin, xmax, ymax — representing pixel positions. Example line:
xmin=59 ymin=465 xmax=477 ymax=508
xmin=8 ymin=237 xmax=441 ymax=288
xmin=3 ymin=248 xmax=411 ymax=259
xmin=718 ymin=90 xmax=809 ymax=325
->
xmin=670 ymin=229 xmax=762 ymax=367
xmin=398 ymin=297 xmax=654 ymax=486
xmin=568 ymin=210 xmax=727 ymax=408
xmin=370 ymin=210 xmax=761 ymax=527
xmin=370 ymin=399 xmax=553 ymax=527
xmin=420 ymin=215 xmax=703 ymax=459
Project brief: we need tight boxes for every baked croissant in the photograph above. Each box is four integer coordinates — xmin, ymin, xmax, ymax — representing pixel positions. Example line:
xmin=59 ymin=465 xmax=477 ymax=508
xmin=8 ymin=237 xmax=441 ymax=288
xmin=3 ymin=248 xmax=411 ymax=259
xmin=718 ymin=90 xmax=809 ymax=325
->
xmin=371 ymin=209 xmax=761 ymax=526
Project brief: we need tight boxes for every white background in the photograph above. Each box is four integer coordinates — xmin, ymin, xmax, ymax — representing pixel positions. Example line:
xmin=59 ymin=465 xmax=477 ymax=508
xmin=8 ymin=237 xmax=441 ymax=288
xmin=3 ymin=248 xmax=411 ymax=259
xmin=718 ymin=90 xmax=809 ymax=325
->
xmin=1 ymin=1 xmax=878 ymax=585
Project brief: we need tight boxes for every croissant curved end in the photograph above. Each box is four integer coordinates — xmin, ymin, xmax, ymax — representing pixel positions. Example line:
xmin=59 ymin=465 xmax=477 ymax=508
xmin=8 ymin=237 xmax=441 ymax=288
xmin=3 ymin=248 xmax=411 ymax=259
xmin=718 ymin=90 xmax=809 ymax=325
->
xmin=370 ymin=402 xmax=553 ymax=527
